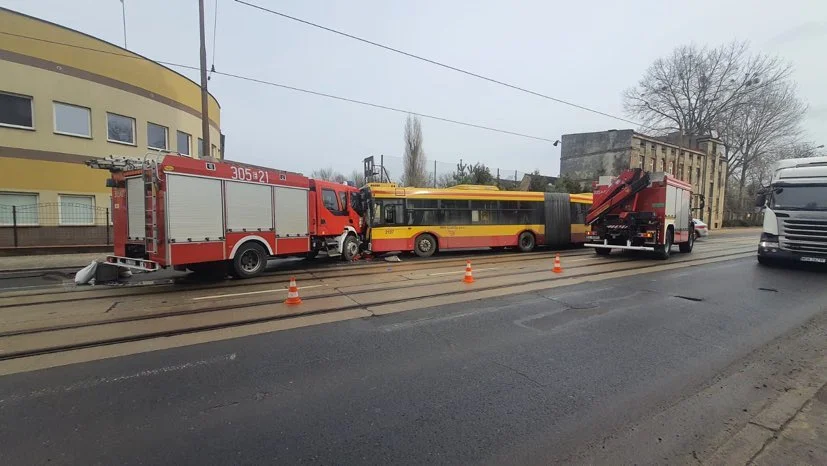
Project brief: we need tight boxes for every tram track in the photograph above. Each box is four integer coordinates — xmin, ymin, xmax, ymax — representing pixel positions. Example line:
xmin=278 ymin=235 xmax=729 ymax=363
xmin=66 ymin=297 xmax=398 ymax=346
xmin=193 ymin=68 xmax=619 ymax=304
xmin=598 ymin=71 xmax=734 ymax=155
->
xmin=0 ymin=238 xmax=754 ymax=309
xmin=0 ymin=248 xmax=599 ymax=307
xmin=0 ymin=238 xmax=752 ymax=312
xmin=0 ymin=245 xmax=756 ymax=362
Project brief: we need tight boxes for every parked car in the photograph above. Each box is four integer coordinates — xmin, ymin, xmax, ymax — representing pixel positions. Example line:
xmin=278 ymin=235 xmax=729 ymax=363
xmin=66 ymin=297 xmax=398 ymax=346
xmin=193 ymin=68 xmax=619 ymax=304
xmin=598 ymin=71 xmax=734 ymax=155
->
xmin=693 ymin=219 xmax=709 ymax=238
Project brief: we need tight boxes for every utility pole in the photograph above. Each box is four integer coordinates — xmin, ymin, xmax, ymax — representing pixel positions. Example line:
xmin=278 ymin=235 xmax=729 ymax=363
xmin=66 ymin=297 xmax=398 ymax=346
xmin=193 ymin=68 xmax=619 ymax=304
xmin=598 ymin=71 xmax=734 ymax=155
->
xmin=198 ymin=0 xmax=211 ymax=158
xmin=120 ymin=0 xmax=127 ymax=49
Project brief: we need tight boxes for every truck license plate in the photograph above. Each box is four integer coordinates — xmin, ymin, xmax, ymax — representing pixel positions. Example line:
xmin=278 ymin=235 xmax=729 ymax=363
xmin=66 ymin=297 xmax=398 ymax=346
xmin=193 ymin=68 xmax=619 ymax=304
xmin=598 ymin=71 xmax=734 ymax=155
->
xmin=800 ymin=257 xmax=826 ymax=263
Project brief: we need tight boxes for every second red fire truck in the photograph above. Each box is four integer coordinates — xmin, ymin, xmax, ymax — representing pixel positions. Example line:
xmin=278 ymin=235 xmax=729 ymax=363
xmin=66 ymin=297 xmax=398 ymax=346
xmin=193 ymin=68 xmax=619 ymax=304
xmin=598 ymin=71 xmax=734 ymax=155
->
xmin=89 ymin=154 xmax=364 ymax=278
xmin=584 ymin=168 xmax=703 ymax=259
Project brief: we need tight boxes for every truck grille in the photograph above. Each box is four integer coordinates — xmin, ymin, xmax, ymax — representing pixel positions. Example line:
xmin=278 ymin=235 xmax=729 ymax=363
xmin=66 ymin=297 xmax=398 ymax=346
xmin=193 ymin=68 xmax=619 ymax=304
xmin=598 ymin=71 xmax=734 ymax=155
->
xmin=782 ymin=219 xmax=827 ymax=255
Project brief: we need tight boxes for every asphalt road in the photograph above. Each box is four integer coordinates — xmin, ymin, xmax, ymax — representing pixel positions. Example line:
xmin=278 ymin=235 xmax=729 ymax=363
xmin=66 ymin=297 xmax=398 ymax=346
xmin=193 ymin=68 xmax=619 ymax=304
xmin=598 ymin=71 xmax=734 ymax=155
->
xmin=1 ymin=254 xmax=825 ymax=465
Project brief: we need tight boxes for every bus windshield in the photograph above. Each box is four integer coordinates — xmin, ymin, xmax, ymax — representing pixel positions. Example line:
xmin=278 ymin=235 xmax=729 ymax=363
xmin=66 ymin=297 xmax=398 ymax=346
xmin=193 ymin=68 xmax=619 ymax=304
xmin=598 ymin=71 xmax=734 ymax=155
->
xmin=771 ymin=185 xmax=827 ymax=211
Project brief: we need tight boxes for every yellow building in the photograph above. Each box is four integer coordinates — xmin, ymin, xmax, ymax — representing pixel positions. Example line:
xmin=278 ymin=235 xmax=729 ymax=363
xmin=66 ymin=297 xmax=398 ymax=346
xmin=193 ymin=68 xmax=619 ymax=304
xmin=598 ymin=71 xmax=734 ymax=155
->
xmin=0 ymin=7 xmax=221 ymax=248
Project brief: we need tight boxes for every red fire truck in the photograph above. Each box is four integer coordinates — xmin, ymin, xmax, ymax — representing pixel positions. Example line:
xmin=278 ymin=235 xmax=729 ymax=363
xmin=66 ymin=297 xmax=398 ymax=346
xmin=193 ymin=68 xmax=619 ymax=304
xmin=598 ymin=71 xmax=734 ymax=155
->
xmin=88 ymin=154 xmax=363 ymax=278
xmin=584 ymin=168 xmax=703 ymax=259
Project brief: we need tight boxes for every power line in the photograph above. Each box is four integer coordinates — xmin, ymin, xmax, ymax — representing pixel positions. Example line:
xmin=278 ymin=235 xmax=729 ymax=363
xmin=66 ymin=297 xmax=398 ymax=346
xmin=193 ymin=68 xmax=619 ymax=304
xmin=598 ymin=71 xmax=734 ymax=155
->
xmin=234 ymin=0 xmax=650 ymax=130
xmin=209 ymin=0 xmax=219 ymax=78
xmin=0 ymin=30 xmax=555 ymax=143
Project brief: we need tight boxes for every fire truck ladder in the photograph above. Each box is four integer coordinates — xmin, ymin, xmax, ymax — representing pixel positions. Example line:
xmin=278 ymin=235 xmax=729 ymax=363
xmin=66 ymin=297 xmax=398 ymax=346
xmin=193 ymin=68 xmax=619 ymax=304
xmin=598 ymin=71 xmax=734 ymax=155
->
xmin=143 ymin=160 xmax=160 ymax=255
xmin=585 ymin=169 xmax=651 ymax=226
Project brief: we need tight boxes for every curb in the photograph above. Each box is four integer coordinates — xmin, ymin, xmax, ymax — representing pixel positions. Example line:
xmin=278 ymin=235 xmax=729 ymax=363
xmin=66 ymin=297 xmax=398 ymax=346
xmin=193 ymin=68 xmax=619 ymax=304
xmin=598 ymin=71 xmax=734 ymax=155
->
xmin=704 ymin=357 xmax=827 ymax=465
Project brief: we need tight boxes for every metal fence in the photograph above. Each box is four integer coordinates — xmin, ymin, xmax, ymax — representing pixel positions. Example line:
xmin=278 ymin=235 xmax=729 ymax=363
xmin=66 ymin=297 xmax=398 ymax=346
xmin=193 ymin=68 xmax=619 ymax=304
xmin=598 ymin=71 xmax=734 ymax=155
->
xmin=0 ymin=203 xmax=112 ymax=248
xmin=372 ymin=154 xmax=530 ymax=188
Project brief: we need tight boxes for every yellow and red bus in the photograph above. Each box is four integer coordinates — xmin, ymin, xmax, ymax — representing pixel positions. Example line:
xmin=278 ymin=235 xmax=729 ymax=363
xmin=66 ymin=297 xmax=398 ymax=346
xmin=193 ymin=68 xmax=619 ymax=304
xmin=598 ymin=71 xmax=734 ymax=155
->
xmin=361 ymin=183 xmax=593 ymax=257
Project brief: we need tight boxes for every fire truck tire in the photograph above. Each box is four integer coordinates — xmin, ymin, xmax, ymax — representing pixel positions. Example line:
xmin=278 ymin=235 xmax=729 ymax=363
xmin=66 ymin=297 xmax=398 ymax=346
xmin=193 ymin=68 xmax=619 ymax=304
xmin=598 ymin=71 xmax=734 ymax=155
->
xmin=414 ymin=233 xmax=437 ymax=258
xmin=657 ymin=229 xmax=674 ymax=260
xmin=595 ymin=247 xmax=611 ymax=256
xmin=305 ymin=249 xmax=319 ymax=260
xmin=679 ymin=229 xmax=694 ymax=253
xmin=341 ymin=234 xmax=358 ymax=261
xmin=517 ymin=231 xmax=536 ymax=252
xmin=232 ymin=242 xmax=267 ymax=278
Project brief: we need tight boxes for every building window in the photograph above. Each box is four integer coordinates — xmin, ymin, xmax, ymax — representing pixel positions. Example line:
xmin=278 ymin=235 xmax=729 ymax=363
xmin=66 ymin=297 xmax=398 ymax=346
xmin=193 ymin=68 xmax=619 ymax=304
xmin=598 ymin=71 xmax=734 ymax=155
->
xmin=106 ymin=112 xmax=136 ymax=145
xmin=176 ymin=131 xmax=191 ymax=155
xmin=58 ymin=194 xmax=95 ymax=225
xmin=669 ymin=161 xmax=675 ymax=174
xmin=53 ymin=102 xmax=91 ymax=138
xmin=197 ymin=138 xmax=204 ymax=157
xmin=147 ymin=122 xmax=168 ymax=150
xmin=0 ymin=92 xmax=34 ymax=129
xmin=661 ymin=158 xmax=666 ymax=171
xmin=649 ymin=158 xmax=655 ymax=172
xmin=211 ymin=144 xmax=217 ymax=158
xmin=0 ymin=192 xmax=39 ymax=225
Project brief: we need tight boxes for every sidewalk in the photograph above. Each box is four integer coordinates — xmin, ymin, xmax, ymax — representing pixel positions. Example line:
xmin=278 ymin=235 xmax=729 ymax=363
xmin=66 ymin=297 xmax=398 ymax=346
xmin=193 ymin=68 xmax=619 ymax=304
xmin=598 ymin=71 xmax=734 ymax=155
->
xmin=0 ymin=253 xmax=106 ymax=272
xmin=707 ymin=354 xmax=827 ymax=466
xmin=751 ymin=382 xmax=827 ymax=465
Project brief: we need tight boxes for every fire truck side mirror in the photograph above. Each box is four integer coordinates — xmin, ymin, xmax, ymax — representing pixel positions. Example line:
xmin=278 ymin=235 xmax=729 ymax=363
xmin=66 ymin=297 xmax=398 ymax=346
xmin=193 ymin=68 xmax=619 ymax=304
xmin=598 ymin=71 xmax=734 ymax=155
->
xmin=754 ymin=193 xmax=767 ymax=208
xmin=692 ymin=194 xmax=706 ymax=211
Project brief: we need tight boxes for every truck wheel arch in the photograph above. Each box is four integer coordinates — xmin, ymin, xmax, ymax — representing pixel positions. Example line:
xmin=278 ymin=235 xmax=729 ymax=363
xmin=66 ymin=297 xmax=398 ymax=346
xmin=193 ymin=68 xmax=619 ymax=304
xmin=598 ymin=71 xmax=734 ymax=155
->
xmin=229 ymin=235 xmax=274 ymax=259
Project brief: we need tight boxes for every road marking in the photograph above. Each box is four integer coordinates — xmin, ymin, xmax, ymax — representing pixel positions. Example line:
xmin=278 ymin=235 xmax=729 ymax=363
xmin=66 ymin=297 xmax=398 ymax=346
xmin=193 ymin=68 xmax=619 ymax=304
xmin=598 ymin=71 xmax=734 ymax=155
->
xmin=192 ymin=285 xmax=325 ymax=300
xmin=428 ymin=267 xmax=498 ymax=276
xmin=0 ymin=353 xmax=237 ymax=405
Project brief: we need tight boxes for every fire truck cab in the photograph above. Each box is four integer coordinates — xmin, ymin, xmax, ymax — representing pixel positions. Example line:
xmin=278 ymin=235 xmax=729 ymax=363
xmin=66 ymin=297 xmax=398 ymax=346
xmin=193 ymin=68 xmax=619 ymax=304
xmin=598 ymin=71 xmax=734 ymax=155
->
xmin=89 ymin=154 xmax=363 ymax=278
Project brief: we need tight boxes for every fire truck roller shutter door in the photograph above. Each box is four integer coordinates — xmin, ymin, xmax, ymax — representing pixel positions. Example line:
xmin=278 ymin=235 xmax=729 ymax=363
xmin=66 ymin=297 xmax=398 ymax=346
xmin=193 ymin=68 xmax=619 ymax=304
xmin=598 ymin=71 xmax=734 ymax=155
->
xmin=274 ymin=186 xmax=309 ymax=237
xmin=544 ymin=193 xmax=571 ymax=246
xmin=166 ymin=174 xmax=223 ymax=242
xmin=126 ymin=177 xmax=145 ymax=240
xmin=225 ymin=181 xmax=273 ymax=232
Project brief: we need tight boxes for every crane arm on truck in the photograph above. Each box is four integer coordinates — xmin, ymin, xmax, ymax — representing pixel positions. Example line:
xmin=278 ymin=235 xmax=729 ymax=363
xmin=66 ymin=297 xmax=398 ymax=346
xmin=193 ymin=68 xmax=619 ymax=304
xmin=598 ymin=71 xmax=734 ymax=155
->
xmin=585 ymin=168 xmax=650 ymax=225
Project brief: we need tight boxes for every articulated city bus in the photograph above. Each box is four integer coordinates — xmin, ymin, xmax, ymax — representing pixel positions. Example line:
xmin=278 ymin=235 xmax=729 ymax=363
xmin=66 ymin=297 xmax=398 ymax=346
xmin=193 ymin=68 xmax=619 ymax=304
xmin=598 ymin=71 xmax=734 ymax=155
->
xmin=361 ymin=183 xmax=593 ymax=257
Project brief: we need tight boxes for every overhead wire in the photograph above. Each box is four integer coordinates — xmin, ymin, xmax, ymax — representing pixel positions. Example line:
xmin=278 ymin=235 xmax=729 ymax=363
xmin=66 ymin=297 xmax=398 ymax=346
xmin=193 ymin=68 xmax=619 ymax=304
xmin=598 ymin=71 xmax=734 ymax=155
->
xmin=0 ymin=30 xmax=555 ymax=143
xmin=234 ymin=0 xmax=650 ymax=130
xmin=208 ymin=0 xmax=219 ymax=79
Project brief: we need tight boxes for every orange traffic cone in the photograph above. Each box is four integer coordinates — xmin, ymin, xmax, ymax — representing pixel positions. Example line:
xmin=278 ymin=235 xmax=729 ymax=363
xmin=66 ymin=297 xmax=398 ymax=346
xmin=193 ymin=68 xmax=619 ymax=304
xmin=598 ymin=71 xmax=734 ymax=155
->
xmin=463 ymin=260 xmax=475 ymax=283
xmin=553 ymin=253 xmax=563 ymax=274
xmin=284 ymin=277 xmax=302 ymax=304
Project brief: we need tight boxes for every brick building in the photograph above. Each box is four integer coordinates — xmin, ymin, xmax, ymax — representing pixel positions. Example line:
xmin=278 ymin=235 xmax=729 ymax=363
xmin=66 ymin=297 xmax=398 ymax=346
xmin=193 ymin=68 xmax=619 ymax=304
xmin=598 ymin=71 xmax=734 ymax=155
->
xmin=560 ymin=129 xmax=727 ymax=229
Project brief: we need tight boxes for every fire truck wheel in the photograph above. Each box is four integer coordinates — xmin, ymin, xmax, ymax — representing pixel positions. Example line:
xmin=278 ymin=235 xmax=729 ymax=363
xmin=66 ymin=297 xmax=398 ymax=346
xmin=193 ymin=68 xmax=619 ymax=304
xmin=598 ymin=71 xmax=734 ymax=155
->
xmin=341 ymin=235 xmax=359 ymax=261
xmin=595 ymin=247 xmax=611 ymax=256
xmin=517 ymin=231 xmax=536 ymax=252
xmin=679 ymin=229 xmax=694 ymax=253
xmin=657 ymin=229 xmax=674 ymax=260
xmin=414 ymin=233 xmax=437 ymax=258
xmin=232 ymin=242 xmax=267 ymax=278
xmin=305 ymin=249 xmax=319 ymax=260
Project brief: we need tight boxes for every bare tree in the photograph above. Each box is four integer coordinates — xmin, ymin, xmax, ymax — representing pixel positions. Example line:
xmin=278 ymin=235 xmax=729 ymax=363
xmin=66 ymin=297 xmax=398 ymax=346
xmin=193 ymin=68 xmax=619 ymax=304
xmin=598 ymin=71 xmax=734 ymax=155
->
xmin=311 ymin=167 xmax=345 ymax=183
xmin=724 ymin=81 xmax=807 ymax=197
xmin=349 ymin=170 xmax=366 ymax=187
xmin=436 ymin=173 xmax=456 ymax=188
xmin=623 ymin=41 xmax=793 ymax=136
xmin=402 ymin=114 xmax=428 ymax=187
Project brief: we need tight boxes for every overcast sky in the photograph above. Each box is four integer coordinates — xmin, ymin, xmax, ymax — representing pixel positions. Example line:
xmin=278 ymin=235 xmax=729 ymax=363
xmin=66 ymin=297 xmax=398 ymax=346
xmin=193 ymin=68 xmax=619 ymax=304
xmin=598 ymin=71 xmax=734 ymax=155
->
xmin=3 ymin=0 xmax=825 ymax=177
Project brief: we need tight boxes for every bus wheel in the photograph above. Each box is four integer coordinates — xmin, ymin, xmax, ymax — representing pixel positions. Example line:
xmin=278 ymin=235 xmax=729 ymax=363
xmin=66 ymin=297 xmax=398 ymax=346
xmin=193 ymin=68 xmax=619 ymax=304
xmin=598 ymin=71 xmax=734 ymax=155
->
xmin=414 ymin=233 xmax=437 ymax=258
xmin=518 ymin=232 xmax=535 ymax=252
xmin=232 ymin=242 xmax=267 ymax=278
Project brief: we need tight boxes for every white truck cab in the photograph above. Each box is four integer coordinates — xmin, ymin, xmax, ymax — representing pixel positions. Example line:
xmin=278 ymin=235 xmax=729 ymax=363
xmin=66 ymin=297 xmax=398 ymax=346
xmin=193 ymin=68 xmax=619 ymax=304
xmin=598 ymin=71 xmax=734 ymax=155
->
xmin=756 ymin=156 xmax=827 ymax=266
